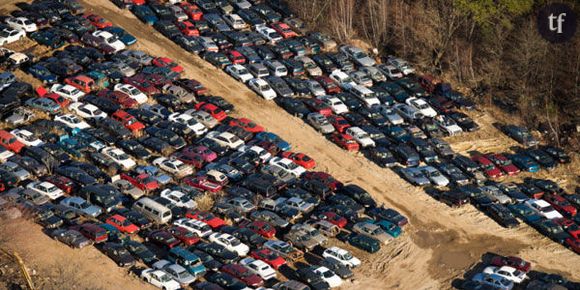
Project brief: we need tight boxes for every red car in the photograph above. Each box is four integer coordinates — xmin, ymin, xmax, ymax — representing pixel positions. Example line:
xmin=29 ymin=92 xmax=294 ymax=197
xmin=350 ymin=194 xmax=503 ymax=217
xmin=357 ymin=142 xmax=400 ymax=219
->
xmin=168 ymin=226 xmax=200 ymax=246
xmin=42 ymin=175 xmax=74 ymax=194
xmin=242 ymin=220 xmax=276 ymax=238
xmin=64 ymin=75 xmax=96 ymax=93
xmin=121 ymin=172 xmax=159 ymax=191
xmin=175 ymin=78 xmax=207 ymax=96
xmin=42 ymin=93 xmax=71 ymax=108
xmin=314 ymin=76 xmax=341 ymax=94
xmin=123 ymin=76 xmax=160 ymax=95
xmin=281 ymin=152 xmax=316 ymax=169
xmin=175 ymin=21 xmax=199 ymax=36
xmin=183 ymin=176 xmax=223 ymax=193
xmin=75 ymin=223 xmax=108 ymax=243
xmin=97 ymin=89 xmax=138 ymax=109
xmin=229 ymin=118 xmax=264 ymax=133
xmin=254 ymin=140 xmax=281 ymax=156
xmin=490 ymin=255 xmax=531 ymax=273
xmin=106 ymin=214 xmax=139 ymax=234
xmin=250 ymin=248 xmax=286 ymax=269
xmin=173 ymin=152 xmax=205 ymax=169
xmin=83 ymin=13 xmax=112 ymax=29
xmin=221 ymin=264 xmax=264 ymax=288
xmin=554 ymin=218 xmax=580 ymax=239
xmin=315 ymin=212 xmax=347 ymax=228
xmin=194 ymin=102 xmax=227 ymax=121
xmin=147 ymin=229 xmax=181 ymax=249
xmin=179 ymin=2 xmax=203 ymax=21
xmin=565 ymin=238 xmax=580 ymax=254
xmin=270 ymin=22 xmax=298 ymax=38
xmin=302 ymin=171 xmax=343 ymax=191
xmin=544 ymin=194 xmax=577 ymax=217
xmin=326 ymin=115 xmax=351 ymax=133
xmin=226 ymin=50 xmax=246 ymax=64
xmin=112 ymin=110 xmax=145 ymax=135
xmin=330 ymin=132 xmax=359 ymax=152
xmin=417 ymin=75 xmax=441 ymax=93
xmin=186 ymin=210 xmax=226 ymax=229
xmin=0 ymin=130 xmax=25 ymax=153
xmin=471 ymin=155 xmax=503 ymax=179
xmin=152 ymin=57 xmax=184 ymax=73
xmin=304 ymin=98 xmax=332 ymax=116
xmin=486 ymin=153 xmax=520 ymax=176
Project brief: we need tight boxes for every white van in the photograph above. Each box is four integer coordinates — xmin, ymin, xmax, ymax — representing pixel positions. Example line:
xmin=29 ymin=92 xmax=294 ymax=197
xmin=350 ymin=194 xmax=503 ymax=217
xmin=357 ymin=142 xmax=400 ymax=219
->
xmin=329 ymin=70 xmax=356 ymax=89
xmin=349 ymin=85 xmax=380 ymax=107
xmin=132 ymin=197 xmax=172 ymax=224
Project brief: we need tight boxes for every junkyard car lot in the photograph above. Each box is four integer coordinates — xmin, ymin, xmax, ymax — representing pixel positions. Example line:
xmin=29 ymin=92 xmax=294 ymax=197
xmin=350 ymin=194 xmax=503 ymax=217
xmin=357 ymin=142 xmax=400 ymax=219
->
xmin=0 ymin=2 xmax=576 ymax=290
xmin=116 ymin=0 xmax=579 ymax=258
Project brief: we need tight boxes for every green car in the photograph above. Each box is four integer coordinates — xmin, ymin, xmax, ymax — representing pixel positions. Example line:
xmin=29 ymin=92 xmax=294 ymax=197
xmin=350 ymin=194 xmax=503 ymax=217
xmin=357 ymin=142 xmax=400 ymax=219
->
xmin=25 ymin=97 xmax=61 ymax=114
xmin=347 ymin=233 xmax=380 ymax=253
xmin=374 ymin=220 xmax=402 ymax=238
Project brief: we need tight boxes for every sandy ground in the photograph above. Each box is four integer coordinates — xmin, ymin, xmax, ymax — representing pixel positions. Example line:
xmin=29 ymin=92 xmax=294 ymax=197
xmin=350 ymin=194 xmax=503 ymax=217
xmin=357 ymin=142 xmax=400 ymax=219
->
xmin=1 ymin=0 xmax=579 ymax=289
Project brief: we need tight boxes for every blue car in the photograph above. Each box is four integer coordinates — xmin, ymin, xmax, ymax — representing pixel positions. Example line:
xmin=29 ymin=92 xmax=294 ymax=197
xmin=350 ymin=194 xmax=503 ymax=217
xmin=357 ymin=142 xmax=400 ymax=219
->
xmin=27 ymin=64 xmax=57 ymax=84
xmin=132 ymin=5 xmax=158 ymax=25
xmin=510 ymin=153 xmax=540 ymax=173
xmin=507 ymin=203 xmax=542 ymax=224
xmin=25 ymin=97 xmax=61 ymax=114
xmin=167 ymin=247 xmax=206 ymax=277
xmin=384 ymin=126 xmax=411 ymax=143
xmin=255 ymin=132 xmax=291 ymax=151
xmin=374 ymin=220 xmax=402 ymax=238
xmin=103 ymin=26 xmax=137 ymax=46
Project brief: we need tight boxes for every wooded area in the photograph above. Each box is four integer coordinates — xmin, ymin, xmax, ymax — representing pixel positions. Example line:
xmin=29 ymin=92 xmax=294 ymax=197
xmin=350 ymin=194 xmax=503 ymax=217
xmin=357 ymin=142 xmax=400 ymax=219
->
xmin=287 ymin=0 xmax=579 ymax=148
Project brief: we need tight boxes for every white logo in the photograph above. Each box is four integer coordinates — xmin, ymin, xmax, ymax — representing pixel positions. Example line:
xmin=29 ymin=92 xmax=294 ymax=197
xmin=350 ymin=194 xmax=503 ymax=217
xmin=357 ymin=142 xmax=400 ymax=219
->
xmin=548 ymin=13 xmax=566 ymax=34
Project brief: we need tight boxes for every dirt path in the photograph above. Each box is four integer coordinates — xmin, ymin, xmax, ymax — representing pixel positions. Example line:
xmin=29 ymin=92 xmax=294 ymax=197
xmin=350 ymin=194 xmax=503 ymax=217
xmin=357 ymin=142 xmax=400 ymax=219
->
xmin=2 ymin=0 xmax=578 ymax=288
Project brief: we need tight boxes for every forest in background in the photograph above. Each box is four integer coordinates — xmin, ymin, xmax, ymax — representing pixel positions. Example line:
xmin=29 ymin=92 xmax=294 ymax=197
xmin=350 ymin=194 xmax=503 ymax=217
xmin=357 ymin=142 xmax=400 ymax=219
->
xmin=286 ymin=0 xmax=579 ymax=149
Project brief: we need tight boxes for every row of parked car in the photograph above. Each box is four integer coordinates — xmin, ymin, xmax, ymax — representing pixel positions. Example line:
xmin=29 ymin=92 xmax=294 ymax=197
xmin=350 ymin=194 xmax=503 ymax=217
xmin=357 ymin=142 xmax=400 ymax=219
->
xmin=0 ymin=0 xmax=412 ymax=289
xmin=114 ymin=0 xmax=579 ymax=255
xmin=460 ymin=254 xmax=578 ymax=290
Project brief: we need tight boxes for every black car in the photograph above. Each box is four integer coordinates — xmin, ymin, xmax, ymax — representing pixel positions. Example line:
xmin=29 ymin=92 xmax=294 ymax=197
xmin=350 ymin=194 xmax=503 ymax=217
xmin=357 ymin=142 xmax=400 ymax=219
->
xmin=9 ymin=155 xmax=47 ymax=176
xmin=123 ymin=240 xmax=156 ymax=265
xmin=189 ymin=249 xmax=222 ymax=271
xmin=327 ymin=194 xmax=365 ymax=213
xmin=341 ymin=111 xmax=368 ymax=126
xmin=448 ymin=111 xmax=479 ymax=132
xmin=541 ymin=146 xmax=571 ymax=164
xmin=237 ymin=8 xmax=265 ymax=27
xmin=93 ymin=118 xmax=132 ymax=140
xmin=66 ymin=161 xmax=110 ymax=183
xmin=357 ymin=107 xmax=388 ymax=127
xmin=145 ymin=126 xmax=186 ymax=149
xmin=195 ymin=242 xmax=239 ymax=264
xmin=458 ymin=185 xmax=494 ymax=208
xmin=328 ymin=52 xmax=354 ymax=72
xmin=295 ymin=266 xmax=331 ymax=290
xmin=200 ymin=96 xmax=235 ymax=113
xmin=367 ymin=146 xmax=397 ymax=168
xmin=435 ymin=189 xmax=470 ymax=207
xmin=532 ymin=220 xmax=570 ymax=244
xmin=139 ymin=136 xmax=174 ymax=155
xmin=77 ymin=184 xmax=121 ymax=212
xmin=339 ymin=184 xmax=377 ymax=208
xmin=283 ymin=77 xmax=311 ymax=97
xmin=40 ymin=143 xmax=72 ymax=164
xmin=220 ymin=226 xmax=267 ymax=248
xmin=391 ymin=144 xmax=421 ymax=167
xmin=525 ymin=149 xmax=557 ymax=170
xmin=88 ymin=152 xmax=121 ymax=175
xmin=205 ymin=272 xmax=247 ymax=290
xmin=117 ymin=139 xmax=152 ymax=159
xmin=114 ymin=208 xmax=152 ymax=229
xmin=35 ymin=204 xmax=64 ymax=229
xmin=102 ymin=242 xmax=136 ymax=267
xmin=408 ymin=137 xmax=438 ymax=163
xmin=484 ymin=204 xmax=520 ymax=228
xmin=366 ymin=207 xmax=408 ymax=227
xmin=319 ymin=257 xmax=354 ymax=279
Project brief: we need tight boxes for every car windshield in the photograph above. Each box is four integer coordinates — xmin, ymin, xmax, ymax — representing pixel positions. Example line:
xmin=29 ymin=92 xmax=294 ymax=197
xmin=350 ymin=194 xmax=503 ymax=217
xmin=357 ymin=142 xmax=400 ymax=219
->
xmin=322 ymin=270 xmax=334 ymax=278
xmin=79 ymin=202 xmax=91 ymax=209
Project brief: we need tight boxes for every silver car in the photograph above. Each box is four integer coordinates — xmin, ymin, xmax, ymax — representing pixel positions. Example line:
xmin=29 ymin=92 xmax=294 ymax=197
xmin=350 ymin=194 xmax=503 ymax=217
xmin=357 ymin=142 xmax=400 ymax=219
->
xmin=400 ymin=167 xmax=430 ymax=186
xmin=352 ymin=222 xmax=391 ymax=244
xmin=284 ymin=223 xmax=327 ymax=251
xmin=339 ymin=45 xmax=376 ymax=67
xmin=60 ymin=196 xmax=102 ymax=217
xmin=307 ymin=113 xmax=335 ymax=134
xmin=419 ymin=166 xmax=449 ymax=187
xmin=190 ymin=110 xmax=218 ymax=129
xmin=153 ymin=260 xmax=196 ymax=285
xmin=480 ymin=185 xmax=512 ymax=204
xmin=0 ymin=161 xmax=30 ymax=181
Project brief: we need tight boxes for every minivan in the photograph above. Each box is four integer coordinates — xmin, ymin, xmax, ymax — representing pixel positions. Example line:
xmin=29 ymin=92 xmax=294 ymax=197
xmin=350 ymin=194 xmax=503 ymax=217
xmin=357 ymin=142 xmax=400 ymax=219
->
xmin=392 ymin=144 xmax=420 ymax=167
xmin=167 ymin=247 xmax=206 ymax=277
xmin=349 ymin=85 xmax=380 ymax=107
xmin=132 ymin=197 xmax=172 ymax=224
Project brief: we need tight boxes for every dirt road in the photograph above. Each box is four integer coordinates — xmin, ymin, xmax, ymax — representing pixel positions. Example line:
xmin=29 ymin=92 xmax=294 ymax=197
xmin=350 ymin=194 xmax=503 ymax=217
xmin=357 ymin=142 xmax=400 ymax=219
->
xmin=1 ymin=0 xmax=579 ymax=289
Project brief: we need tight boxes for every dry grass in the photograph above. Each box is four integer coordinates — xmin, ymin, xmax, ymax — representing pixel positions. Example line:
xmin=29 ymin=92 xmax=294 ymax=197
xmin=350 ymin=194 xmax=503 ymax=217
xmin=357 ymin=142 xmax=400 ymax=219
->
xmin=194 ymin=193 xmax=215 ymax=212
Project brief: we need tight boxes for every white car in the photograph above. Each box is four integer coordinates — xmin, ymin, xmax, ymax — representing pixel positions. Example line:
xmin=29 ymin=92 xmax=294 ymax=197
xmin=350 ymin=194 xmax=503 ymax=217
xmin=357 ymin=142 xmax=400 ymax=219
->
xmin=225 ymin=64 xmax=254 ymax=83
xmin=168 ymin=112 xmax=208 ymax=137
xmin=269 ymin=157 xmax=306 ymax=177
xmin=5 ymin=17 xmax=37 ymax=32
xmin=377 ymin=64 xmax=404 ymax=79
xmin=360 ymin=66 xmax=386 ymax=82
xmin=240 ymin=257 xmax=276 ymax=280
xmin=419 ymin=166 xmax=449 ymax=187
xmin=238 ymin=145 xmax=272 ymax=162
xmin=406 ymin=97 xmax=437 ymax=118
xmin=92 ymin=30 xmax=126 ymax=52
xmin=26 ymin=181 xmax=64 ymax=200
xmin=313 ymin=266 xmax=342 ymax=288
xmin=140 ymin=268 xmax=180 ymax=290
xmin=350 ymin=71 xmax=373 ymax=87
xmin=69 ymin=102 xmax=107 ymax=119
xmin=199 ymin=37 xmax=218 ymax=52
xmin=393 ymin=103 xmax=423 ymax=121
xmin=173 ymin=218 xmax=212 ymax=238
xmin=0 ymin=27 xmax=25 ymax=45
xmin=10 ymin=129 xmax=43 ymax=147
xmin=345 ymin=127 xmax=375 ymax=148
xmin=0 ymin=147 xmax=14 ymax=162
xmin=50 ymin=84 xmax=85 ymax=102
xmin=223 ymin=13 xmax=248 ymax=30
xmin=207 ymin=131 xmax=244 ymax=149
xmin=525 ymin=199 xmax=563 ymax=219
xmin=378 ymin=106 xmax=404 ymax=125
xmin=256 ymin=26 xmax=282 ymax=43
xmin=483 ymin=266 xmax=527 ymax=284
xmin=101 ymin=147 xmax=136 ymax=170
xmin=386 ymin=56 xmax=415 ymax=75
xmin=152 ymin=157 xmax=193 ymax=177
xmin=114 ymin=84 xmax=148 ymax=104
xmin=435 ymin=115 xmax=463 ymax=136
xmin=208 ymin=232 xmax=249 ymax=256
xmin=160 ymin=189 xmax=197 ymax=209
xmin=322 ymin=247 xmax=361 ymax=268
xmin=54 ymin=114 xmax=91 ymax=130
xmin=329 ymin=70 xmax=357 ymax=89
xmin=151 ymin=260 xmax=196 ymax=286
xmin=248 ymin=78 xmax=277 ymax=100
